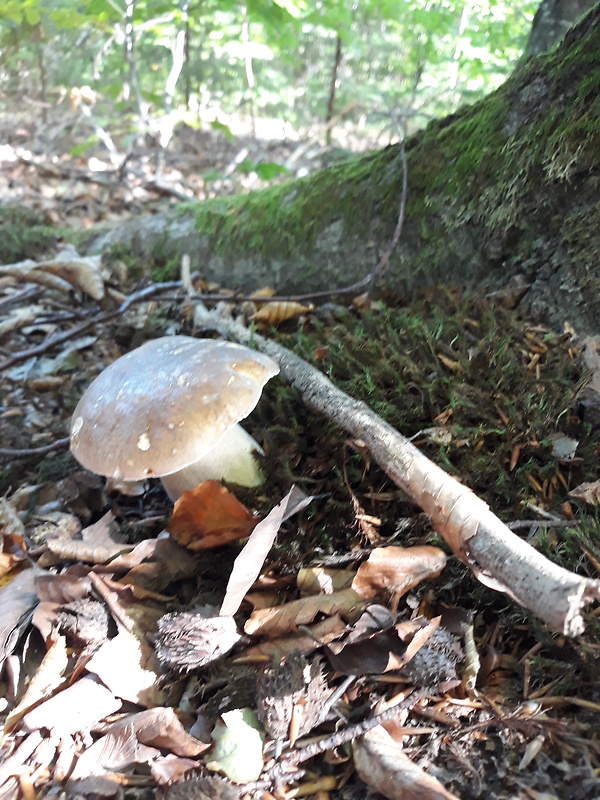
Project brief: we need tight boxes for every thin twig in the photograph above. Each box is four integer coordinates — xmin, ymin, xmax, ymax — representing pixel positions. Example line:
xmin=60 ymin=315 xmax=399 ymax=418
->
xmin=286 ymin=688 xmax=427 ymax=765
xmin=0 ymin=282 xmax=184 ymax=372
xmin=0 ymin=436 xmax=70 ymax=458
xmin=0 ymin=286 xmax=42 ymax=309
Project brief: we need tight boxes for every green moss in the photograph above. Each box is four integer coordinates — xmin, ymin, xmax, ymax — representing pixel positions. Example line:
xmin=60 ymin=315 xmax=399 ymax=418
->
xmin=249 ymin=289 xmax=596 ymax=564
xmin=178 ymin=149 xmax=397 ymax=264
xmin=169 ymin=18 xmax=597 ymax=284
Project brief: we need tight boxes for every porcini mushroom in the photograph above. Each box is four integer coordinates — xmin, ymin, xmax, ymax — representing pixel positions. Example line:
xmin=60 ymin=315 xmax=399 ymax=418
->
xmin=70 ymin=336 xmax=279 ymax=501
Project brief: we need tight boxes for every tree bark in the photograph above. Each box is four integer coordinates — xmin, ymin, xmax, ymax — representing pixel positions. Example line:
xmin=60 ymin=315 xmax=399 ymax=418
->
xmin=88 ymin=6 xmax=600 ymax=334
xmin=524 ymin=0 xmax=596 ymax=57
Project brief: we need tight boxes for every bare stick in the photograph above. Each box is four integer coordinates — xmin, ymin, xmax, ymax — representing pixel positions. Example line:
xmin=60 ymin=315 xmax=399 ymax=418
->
xmin=193 ymin=303 xmax=600 ymax=636
xmin=0 ymin=436 xmax=70 ymax=458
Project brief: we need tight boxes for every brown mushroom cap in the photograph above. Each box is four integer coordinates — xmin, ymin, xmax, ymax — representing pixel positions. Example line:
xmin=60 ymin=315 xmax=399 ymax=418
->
xmin=70 ymin=336 xmax=279 ymax=481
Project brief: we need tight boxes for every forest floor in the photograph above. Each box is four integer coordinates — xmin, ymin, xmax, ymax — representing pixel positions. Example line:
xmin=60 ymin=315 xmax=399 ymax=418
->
xmin=0 ymin=106 xmax=599 ymax=800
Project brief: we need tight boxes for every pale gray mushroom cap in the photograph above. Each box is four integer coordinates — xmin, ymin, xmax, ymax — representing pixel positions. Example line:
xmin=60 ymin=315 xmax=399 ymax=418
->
xmin=70 ymin=336 xmax=279 ymax=481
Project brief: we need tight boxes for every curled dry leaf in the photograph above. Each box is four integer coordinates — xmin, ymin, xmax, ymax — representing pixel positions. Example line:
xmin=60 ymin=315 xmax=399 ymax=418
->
xmin=37 ymin=250 xmax=105 ymax=300
xmin=68 ymin=731 xmax=161 ymax=782
xmin=0 ymin=262 xmax=73 ymax=293
xmin=168 ymin=481 xmax=257 ymax=550
xmin=0 ymin=566 xmax=39 ymax=672
xmin=353 ymin=725 xmax=459 ymax=800
xmin=251 ymin=301 xmax=313 ymax=326
xmin=352 ymin=545 xmax=447 ymax=600
xmin=0 ymin=496 xmax=26 ymax=538
xmin=3 ymin=634 xmax=69 ymax=733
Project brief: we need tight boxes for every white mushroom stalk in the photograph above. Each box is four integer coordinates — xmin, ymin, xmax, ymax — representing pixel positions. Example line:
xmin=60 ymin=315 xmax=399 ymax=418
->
xmin=70 ymin=336 xmax=279 ymax=501
xmin=160 ymin=423 xmax=264 ymax=501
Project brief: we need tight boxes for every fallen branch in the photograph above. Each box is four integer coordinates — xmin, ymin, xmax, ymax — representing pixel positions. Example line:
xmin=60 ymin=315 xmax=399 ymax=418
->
xmin=194 ymin=304 xmax=600 ymax=636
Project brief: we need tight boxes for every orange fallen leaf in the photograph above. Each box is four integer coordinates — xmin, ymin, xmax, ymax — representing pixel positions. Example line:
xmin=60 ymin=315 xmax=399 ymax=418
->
xmin=168 ymin=481 xmax=256 ymax=550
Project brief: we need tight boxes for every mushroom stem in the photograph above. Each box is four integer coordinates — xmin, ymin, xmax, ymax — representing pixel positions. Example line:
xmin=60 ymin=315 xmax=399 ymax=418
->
xmin=160 ymin=424 xmax=265 ymax=501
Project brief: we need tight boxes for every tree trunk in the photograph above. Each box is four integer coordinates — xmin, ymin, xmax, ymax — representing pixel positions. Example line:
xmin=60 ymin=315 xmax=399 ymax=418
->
xmin=524 ymin=0 xmax=597 ymax=57
xmin=89 ymin=6 xmax=600 ymax=334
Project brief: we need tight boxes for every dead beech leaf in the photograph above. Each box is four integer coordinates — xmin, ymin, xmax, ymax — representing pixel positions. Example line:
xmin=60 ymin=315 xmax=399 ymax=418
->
xmin=220 ymin=486 xmax=313 ymax=617
xmin=0 ymin=566 xmax=39 ymax=672
xmin=21 ymin=676 xmax=121 ymax=738
xmin=0 ymin=496 xmax=26 ymax=539
xmin=36 ymin=250 xmax=104 ymax=300
xmin=249 ymin=287 xmax=276 ymax=299
xmin=352 ymin=546 xmax=447 ymax=600
xmin=353 ymin=724 xmax=459 ymax=800
xmin=168 ymin=481 xmax=256 ymax=550
xmin=86 ymin=630 xmax=166 ymax=707
xmin=236 ymin=615 xmax=347 ymax=663
xmin=69 ymin=731 xmax=161 ymax=782
xmin=4 ymin=634 xmax=69 ymax=733
xmin=297 ymin=566 xmax=355 ymax=595
xmin=244 ymin=587 xmax=363 ymax=638
xmin=570 ymin=480 xmax=600 ymax=505
xmin=251 ymin=301 xmax=313 ymax=326
xmin=100 ymin=707 xmax=209 ymax=757
xmin=0 ymin=262 xmax=73 ymax=293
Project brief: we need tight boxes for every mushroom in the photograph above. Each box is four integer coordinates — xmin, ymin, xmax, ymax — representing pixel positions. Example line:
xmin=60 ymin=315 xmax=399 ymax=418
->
xmin=70 ymin=336 xmax=279 ymax=501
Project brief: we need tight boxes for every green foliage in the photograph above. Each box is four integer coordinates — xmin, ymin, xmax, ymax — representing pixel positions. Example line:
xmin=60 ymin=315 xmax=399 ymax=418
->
xmin=0 ymin=0 xmax=540 ymax=143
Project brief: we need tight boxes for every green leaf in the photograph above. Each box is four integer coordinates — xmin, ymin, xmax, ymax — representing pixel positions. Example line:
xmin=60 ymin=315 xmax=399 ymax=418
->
xmin=206 ymin=708 xmax=264 ymax=783
xmin=211 ymin=120 xmax=234 ymax=141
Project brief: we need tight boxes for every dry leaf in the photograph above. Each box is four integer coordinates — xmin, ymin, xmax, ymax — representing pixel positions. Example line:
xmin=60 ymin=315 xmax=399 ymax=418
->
xmin=570 ymin=480 xmax=600 ymax=505
xmin=249 ymin=287 xmax=276 ymax=299
xmin=437 ymin=353 xmax=461 ymax=373
xmin=4 ymin=634 xmax=69 ymax=733
xmin=353 ymin=725 xmax=459 ymax=799
xmin=168 ymin=481 xmax=256 ymax=550
xmin=21 ymin=676 xmax=121 ymax=737
xmin=0 ymin=262 xmax=73 ymax=292
xmin=236 ymin=615 xmax=347 ymax=662
xmin=86 ymin=630 xmax=166 ymax=706
xmin=220 ymin=486 xmax=313 ymax=617
xmin=36 ymin=246 xmax=104 ymax=300
xmin=297 ymin=566 xmax=355 ymax=595
xmin=69 ymin=731 xmax=161 ymax=781
xmin=251 ymin=301 xmax=313 ymax=326
xmin=352 ymin=546 xmax=447 ymax=600
xmin=100 ymin=708 xmax=209 ymax=757
xmin=0 ymin=496 xmax=26 ymax=538
xmin=244 ymin=587 xmax=363 ymax=638
xmin=0 ymin=566 xmax=39 ymax=671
